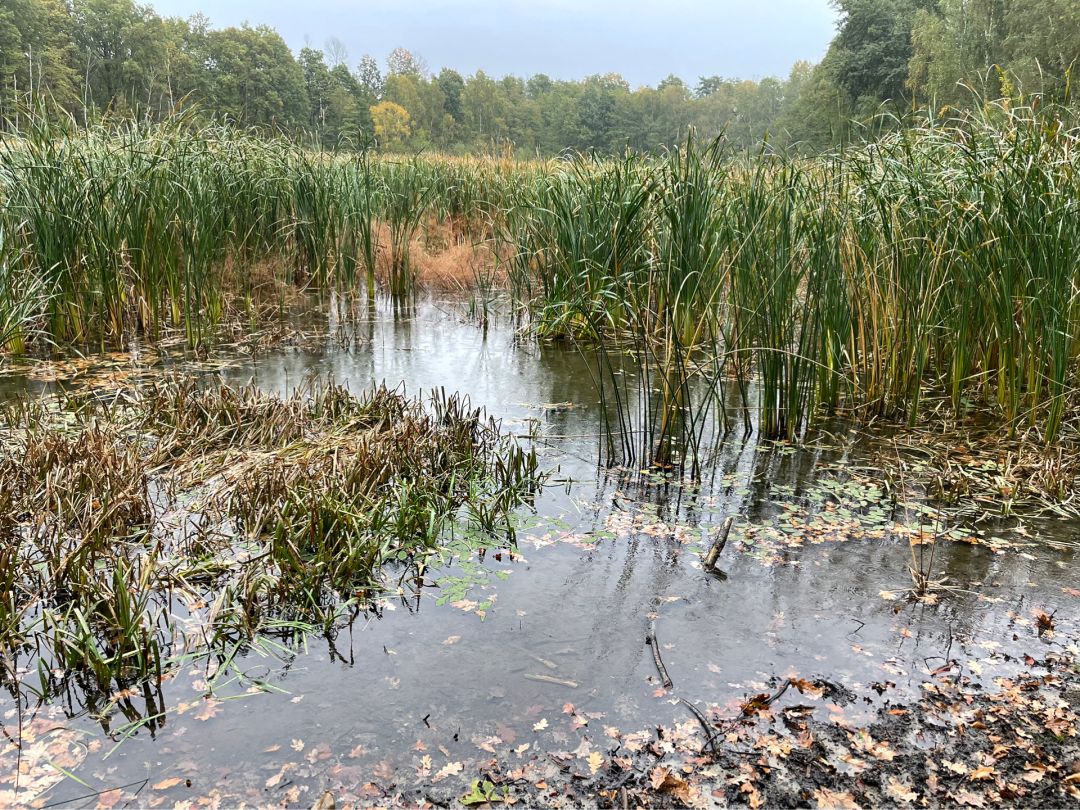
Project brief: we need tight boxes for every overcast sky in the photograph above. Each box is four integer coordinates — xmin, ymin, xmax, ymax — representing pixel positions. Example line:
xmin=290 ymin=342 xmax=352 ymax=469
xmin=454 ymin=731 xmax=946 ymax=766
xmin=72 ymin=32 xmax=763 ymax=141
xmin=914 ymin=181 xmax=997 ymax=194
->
xmin=148 ymin=1 xmax=838 ymax=87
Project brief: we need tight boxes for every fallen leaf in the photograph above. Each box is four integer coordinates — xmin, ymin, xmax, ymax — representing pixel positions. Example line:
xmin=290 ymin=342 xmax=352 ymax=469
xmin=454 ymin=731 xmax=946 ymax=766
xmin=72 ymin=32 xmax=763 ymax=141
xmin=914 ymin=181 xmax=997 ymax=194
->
xmin=649 ymin=767 xmax=693 ymax=804
xmin=885 ymin=777 xmax=917 ymax=804
xmin=811 ymin=787 xmax=861 ymax=809
xmin=373 ymin=760 xmax=396 ymax=783
xmin=416 ymin=755 xmax=432 ymax=778
xmin=587 ymin=751 xmax=603 ymax=775
xmin=151 ymin=778 xmax=182 ymax=791
xmin=433 ymin=761 xmax=464 ymax=782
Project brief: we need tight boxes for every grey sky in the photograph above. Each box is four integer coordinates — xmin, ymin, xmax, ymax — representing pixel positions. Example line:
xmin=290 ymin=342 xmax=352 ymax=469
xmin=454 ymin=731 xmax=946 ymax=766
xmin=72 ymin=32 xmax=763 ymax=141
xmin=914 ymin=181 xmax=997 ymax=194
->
xmin=149 ymin=1 xmax=838 ymax=87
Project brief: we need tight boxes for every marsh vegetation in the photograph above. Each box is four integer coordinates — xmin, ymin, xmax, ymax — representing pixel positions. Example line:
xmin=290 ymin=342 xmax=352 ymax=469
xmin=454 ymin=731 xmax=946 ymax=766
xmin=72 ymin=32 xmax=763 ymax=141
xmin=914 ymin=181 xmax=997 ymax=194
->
xmin=3 ymin=103 xmax=1080 ymax=469
xmin=0 ymin=93 xmax=1079 ymax=810
xmin=0 ymin=378 xmax=539 ymax=714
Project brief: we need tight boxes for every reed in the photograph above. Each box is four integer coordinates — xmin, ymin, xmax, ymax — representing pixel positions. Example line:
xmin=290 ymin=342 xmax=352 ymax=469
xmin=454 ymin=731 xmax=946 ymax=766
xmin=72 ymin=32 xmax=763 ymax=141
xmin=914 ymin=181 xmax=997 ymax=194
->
xmin=504 ymin=104 xmax=1080 ymax=465
xmin=379 ymin=157 xmax=438 ymax=303
xmin=2 ymin=104 xmax=1078 ymax=459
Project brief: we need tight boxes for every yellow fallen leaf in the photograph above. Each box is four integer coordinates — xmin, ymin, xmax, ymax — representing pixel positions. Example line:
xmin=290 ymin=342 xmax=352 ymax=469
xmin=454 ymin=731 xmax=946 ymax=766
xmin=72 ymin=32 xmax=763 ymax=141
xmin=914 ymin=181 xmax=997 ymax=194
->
xmin=532 ymin=718 xmax=548 ymax=732
xmin=151 ymin=777 xmax=182 ymax=791
xmin=586 ymin=751 xmax=603 ymax=775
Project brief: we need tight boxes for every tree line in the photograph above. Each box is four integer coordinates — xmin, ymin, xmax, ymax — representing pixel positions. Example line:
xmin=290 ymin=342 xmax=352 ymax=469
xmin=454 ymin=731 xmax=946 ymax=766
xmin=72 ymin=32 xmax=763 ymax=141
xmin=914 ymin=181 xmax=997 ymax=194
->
xmin=2 ymin=0 xmax=1077 ymax=153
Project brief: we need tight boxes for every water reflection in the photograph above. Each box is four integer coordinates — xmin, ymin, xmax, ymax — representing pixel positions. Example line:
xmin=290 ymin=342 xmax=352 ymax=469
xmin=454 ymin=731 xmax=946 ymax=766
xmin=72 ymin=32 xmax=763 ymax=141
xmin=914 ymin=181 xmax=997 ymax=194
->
xmin=0 ymin=296 xmax=1075 ymax=806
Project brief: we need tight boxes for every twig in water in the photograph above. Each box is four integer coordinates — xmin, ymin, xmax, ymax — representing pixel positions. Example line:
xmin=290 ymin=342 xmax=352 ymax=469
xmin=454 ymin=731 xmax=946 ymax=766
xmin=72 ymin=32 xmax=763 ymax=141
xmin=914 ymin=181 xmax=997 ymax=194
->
xmin=524 ymin=673 xmax=579 ymax=689
xmin=646 ymin=620 xmax=673 ymax=689
xmin=527 ymin=652 xmax=560 ymax=671
xmin=703 ymin=516 xmax=734 ymax=573
xmin=678 ymin=697 xmax=718 ymax=757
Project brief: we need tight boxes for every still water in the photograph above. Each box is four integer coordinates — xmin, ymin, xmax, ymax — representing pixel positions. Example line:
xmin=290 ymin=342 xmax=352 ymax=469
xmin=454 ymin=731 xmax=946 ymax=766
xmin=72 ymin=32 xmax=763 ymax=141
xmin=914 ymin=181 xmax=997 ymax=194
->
xmin=1 ymin=298 xmax=1075 ymax=807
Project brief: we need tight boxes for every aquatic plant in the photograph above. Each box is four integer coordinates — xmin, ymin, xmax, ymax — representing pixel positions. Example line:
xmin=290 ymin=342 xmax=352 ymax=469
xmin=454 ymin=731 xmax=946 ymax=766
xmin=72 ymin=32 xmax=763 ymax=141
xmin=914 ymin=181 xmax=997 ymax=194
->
xmin=0 ymin=378 xmax=542 ymax=707
xmin=2 ymin=104 xmax=1079 ymax=461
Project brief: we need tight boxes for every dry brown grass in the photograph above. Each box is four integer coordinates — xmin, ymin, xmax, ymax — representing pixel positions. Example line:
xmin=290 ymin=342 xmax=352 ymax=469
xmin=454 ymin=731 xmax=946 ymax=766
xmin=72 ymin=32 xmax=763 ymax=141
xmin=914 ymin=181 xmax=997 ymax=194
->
xmin=373 ymin=219 xmax=504 ymax=292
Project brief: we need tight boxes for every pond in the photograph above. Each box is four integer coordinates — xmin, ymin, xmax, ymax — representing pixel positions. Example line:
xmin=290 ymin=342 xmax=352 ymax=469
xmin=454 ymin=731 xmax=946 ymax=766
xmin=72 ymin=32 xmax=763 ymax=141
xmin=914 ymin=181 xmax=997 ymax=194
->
xmin=1 ymin=297 xmax=1077 ymax=808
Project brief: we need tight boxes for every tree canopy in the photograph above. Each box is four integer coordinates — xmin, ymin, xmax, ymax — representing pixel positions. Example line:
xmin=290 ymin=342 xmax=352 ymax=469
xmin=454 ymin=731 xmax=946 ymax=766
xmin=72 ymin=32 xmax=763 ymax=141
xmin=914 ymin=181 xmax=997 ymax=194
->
xmin=0 ymin=0 xmax=1076 ymax=152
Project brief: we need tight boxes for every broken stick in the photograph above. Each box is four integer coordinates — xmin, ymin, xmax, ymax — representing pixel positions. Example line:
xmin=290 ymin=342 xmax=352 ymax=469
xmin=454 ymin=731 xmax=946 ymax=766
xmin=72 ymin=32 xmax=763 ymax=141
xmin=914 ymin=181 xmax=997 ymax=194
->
xmin=524 ymin=673 xmax=579 ymax=688
xmin=646 ymin=620 xmax=673 ymax=689
xmin=703 ymin=516 xmax=735 ymax=572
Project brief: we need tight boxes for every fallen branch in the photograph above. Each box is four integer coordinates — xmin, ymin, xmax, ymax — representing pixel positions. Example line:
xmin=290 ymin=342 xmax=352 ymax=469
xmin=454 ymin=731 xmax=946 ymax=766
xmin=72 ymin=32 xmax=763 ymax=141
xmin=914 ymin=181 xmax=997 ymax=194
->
xmin=524 ymin=673 xmax=579 ymax=688
xmin=646 ymin=620 xmax=673 ymax=689
xmin=703 ymin=516 xmax=734 ymax=572
xmin=678 ymin=697 xmax=719 ymax=757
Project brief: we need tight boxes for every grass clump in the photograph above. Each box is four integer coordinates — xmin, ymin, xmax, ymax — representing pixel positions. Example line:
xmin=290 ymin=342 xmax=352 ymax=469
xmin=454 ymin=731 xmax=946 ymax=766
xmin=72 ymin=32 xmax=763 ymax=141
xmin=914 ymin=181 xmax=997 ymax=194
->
xmin=0 ymin=378 xmax=542 ymax=712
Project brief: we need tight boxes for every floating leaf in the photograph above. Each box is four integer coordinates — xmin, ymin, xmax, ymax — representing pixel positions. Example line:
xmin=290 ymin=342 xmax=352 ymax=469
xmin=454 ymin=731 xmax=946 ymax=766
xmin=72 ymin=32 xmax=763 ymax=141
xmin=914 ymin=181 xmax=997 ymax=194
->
xmin=586 ymin=751 xmax=603 ymax=775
